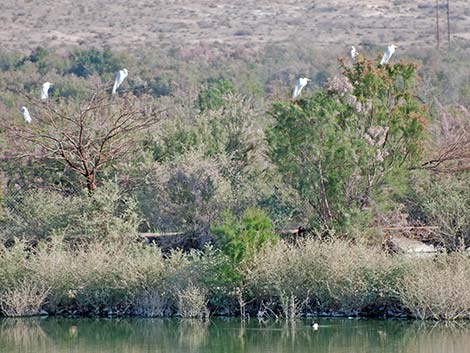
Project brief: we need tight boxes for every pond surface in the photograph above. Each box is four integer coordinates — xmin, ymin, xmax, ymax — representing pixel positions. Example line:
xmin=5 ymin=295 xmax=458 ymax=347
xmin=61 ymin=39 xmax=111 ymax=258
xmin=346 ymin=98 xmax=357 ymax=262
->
xmin=0 ymin=317 xmax=468 ymax=353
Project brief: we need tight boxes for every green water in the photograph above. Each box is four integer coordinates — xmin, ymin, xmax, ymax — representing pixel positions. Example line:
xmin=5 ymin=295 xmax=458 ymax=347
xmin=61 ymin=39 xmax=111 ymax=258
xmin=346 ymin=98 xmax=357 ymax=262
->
xmin=0 ymin=317 xmax=468 ymax=353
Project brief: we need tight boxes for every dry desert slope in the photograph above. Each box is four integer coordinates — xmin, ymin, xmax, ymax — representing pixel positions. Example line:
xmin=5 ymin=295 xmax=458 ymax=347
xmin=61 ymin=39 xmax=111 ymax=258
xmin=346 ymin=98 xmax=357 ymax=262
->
xmin=1 ymin=0 xmax=469 ymax=52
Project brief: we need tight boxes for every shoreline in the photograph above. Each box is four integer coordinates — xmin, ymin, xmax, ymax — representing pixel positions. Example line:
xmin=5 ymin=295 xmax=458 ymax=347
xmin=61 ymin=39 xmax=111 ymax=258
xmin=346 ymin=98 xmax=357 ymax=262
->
xmin=1 ymin=238 xmax=468 ymax=321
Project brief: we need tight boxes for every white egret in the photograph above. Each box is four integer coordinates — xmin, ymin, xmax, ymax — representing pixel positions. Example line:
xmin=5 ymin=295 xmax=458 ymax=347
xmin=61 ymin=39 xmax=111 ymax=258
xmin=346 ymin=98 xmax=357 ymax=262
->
xmin=350 ymin=46 xmax=358 ymax=61
xmin=311 ymin=321 xmax=319 ymax=331
xmin=112 ymin=68 xmax=128 ymax=94
xmin=380 ymin=45 xmax=397 ymax=65
xmin=41 ymin=81 xmax=53 ymax=101
xmin=292 ymin=77 xmax=310 ymax=100
xmin=20 ymin=106 xmax=32 ymax=123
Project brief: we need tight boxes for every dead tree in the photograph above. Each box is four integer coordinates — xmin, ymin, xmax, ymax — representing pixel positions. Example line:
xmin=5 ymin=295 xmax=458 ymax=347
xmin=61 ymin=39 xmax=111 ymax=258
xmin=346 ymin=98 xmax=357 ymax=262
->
xmin=4 ymin=92 xmax=167 ymax=192
xmin=421 ymin=103 xmax=470 ymax=173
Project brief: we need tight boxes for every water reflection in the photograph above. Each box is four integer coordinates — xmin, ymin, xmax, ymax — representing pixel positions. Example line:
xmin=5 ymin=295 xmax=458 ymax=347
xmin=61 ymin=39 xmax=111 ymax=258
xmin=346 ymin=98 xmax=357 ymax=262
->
xmin=0 ymin=317 xmax=469 ymax=353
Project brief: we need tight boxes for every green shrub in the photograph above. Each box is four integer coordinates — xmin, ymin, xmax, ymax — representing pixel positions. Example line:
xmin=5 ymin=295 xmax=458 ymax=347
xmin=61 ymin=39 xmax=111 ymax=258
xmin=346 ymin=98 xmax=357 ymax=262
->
xmin=212 ymin=208 xmax=279 ymax=263
xmin=15 ymin=47 xmax=50 ymax=75
xmin=68 ymin=48 xmax=123 ymax=78
xmin=148 ymin=76 xmax=172 ymax=97
xmin=197 ymin=78 xmax=235 ymax=111
xmin=0 ymin=242 xmax=31 ymax=290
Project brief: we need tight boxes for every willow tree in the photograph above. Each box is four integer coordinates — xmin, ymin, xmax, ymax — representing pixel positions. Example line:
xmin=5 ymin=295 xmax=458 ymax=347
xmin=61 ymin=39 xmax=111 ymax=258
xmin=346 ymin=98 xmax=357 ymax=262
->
xmin=6 ymin=93 xmax=167 ymax=192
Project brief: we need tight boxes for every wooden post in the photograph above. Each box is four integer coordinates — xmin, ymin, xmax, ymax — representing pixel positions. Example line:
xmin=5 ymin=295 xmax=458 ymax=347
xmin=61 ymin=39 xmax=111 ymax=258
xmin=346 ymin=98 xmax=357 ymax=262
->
xmin=436 ymin=0 xmax=440 ymax=49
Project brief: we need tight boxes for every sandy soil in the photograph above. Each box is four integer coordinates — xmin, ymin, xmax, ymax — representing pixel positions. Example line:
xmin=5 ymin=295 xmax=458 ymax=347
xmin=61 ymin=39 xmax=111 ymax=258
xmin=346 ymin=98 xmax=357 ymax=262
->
xmin=0 ymin=0 xmax=469 ymax=52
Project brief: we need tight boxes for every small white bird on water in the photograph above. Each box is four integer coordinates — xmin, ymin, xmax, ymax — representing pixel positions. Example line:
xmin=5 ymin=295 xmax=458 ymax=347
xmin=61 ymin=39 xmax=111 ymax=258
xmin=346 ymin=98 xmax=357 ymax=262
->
xmin=41 ymin=82 xmax=53 ymax=101
xmin=112 ymin=68 xmax=128 ymax=94
xmin=311 ymin=321 xmax=319 ymax=331
xmin=380 ymin=45 xmax=397 ymax=65
xmin=20 ymin=106 xmax=32 ymax=123
xmin=350 ymin=46 xmax=358 ymax=61
xmin=292 ymin=77 xmax=310 ymax=100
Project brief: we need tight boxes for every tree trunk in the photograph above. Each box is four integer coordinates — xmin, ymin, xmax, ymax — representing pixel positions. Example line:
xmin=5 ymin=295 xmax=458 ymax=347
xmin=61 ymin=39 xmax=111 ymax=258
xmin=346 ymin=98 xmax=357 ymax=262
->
xmin=86 ymin=173 xmax=96 ymax=193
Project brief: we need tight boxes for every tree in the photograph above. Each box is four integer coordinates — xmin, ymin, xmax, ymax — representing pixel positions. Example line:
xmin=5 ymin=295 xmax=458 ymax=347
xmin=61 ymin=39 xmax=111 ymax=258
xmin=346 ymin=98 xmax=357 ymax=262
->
xmin=267 ymin=56 xmax=427 ymax=233
xmin=4 ymin=93 xmax=166 ymax=192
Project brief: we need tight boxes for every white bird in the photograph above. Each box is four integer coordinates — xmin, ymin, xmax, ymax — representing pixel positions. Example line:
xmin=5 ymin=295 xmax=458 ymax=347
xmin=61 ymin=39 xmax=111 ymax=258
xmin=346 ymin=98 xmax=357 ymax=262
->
xmin=311 ymin=321 xmax=319 ymax=331
xmin=380 ymin=45 xmax=397 ymax=65
xmin=112 ymin=68 xmax=128 ymax=94
xmin=292 ymin=77 xmax=311 ymax=100
xmin=20 ymin=106 xmax=32 ymax=123
xmin=350 ymin=46 xmax=358 ymax=61
xmin=41 ymin=82 xmax=53 ymax=101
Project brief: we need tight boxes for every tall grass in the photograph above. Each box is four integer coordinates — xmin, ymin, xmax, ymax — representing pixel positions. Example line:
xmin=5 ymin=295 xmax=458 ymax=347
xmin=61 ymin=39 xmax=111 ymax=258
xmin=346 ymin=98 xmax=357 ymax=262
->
xmin=245 ymin=239 xmax=407 ymax=316
xmin=1 ymin=239 xmax=470 ymax=320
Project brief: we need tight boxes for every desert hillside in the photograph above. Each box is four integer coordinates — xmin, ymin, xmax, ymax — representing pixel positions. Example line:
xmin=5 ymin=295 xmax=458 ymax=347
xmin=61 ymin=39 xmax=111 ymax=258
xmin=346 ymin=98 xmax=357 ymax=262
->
xmin=2 ymin=0 xmax=469 ymax=52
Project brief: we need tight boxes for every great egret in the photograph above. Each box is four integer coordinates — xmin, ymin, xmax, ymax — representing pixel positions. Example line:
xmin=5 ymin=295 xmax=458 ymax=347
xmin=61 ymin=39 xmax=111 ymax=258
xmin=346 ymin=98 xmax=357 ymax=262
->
xmin=350 ymin=46 xmax=358 ymax=61
xmin=292 ymin=77 xmax=310 ymax=100
xmin=41 ymin=82 xmax=53 ymax=101
xmin=112 ymin=68 xmax=128 ymax=94
xmin=20 ymin=106 xmax=32 ymax=123
xmin=380 ymin=45 xmax=397 ymax=65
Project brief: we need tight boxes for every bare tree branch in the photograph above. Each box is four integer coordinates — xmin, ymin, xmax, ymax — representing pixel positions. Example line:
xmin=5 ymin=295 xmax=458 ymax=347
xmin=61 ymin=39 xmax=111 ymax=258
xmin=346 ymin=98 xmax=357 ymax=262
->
xmin=1 ymin=91 xmax=167 ymax=192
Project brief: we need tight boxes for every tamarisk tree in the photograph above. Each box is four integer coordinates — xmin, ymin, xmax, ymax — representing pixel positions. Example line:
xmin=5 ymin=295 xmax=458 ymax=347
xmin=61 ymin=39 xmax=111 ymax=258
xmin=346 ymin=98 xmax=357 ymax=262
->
xmin=268 ymin=56 xmax=427 ymax=233
xmin=6 ymin=93 xmax=167 ymax=192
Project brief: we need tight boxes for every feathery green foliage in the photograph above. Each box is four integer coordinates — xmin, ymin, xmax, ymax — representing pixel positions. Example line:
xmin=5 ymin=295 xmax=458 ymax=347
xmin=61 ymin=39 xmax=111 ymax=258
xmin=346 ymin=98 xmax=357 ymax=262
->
xmin=268 ymin=57 xmax=427 ymax=233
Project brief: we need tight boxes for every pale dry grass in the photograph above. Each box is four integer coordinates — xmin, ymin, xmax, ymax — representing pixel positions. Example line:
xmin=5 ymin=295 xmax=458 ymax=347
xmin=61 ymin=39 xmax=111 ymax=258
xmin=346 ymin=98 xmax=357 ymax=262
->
xmin=247 ymin=239 xmax=406 ymax=315
xmin=2 ymin=239 xmax=470 ymax=320
xmin=176 ymin=285 xmax=209 ymax=319
xmin=0 ymin=282 xmax=49 ymax=317
xmin=400 ymin=253 xmax=470 ymax=320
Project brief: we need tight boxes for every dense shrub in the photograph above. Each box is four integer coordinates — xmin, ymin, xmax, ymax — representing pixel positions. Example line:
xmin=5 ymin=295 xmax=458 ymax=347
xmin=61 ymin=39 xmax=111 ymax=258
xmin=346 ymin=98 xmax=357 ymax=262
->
xmin=268 ymin=57 xmax=427 ymax=234
xmin=197 ymin=78 xmax=235 ymax=111
xmin=245 ymin=239 xmax=407 ymax=316
xmin=212 ymin=208 xmax=279 ymax=263
xmin=135 ymin=151 xmax=232 ymax=233
xmin=400 ymin=252 xmax=470 ymax=320
xmin=134 ymin=94 xmax=274 ymax=233
xmin=411 ymin=174 xmax=470 ymax=249
xmin=68 ymin=48 xmax=124 ymax=78
xmin=1 ymin=182 xmax=140 ymax=241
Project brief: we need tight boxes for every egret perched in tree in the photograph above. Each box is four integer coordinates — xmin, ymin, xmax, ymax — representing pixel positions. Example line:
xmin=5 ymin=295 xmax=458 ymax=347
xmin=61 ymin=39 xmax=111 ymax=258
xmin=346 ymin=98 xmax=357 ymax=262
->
xmin=41 ymin=82 xmax=53 ymax=101
xmin=20 ymin=106 xmax=32 ymax=123
xmin=292 ymin=77 xmax=310 ymax=100
xmin=350 ymin=46 xmax=358 ymax=61
xmin=380 ymin=45 xmax=397 ymax=65
xmin=112 ymin=68 xmax=128 ymax=94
